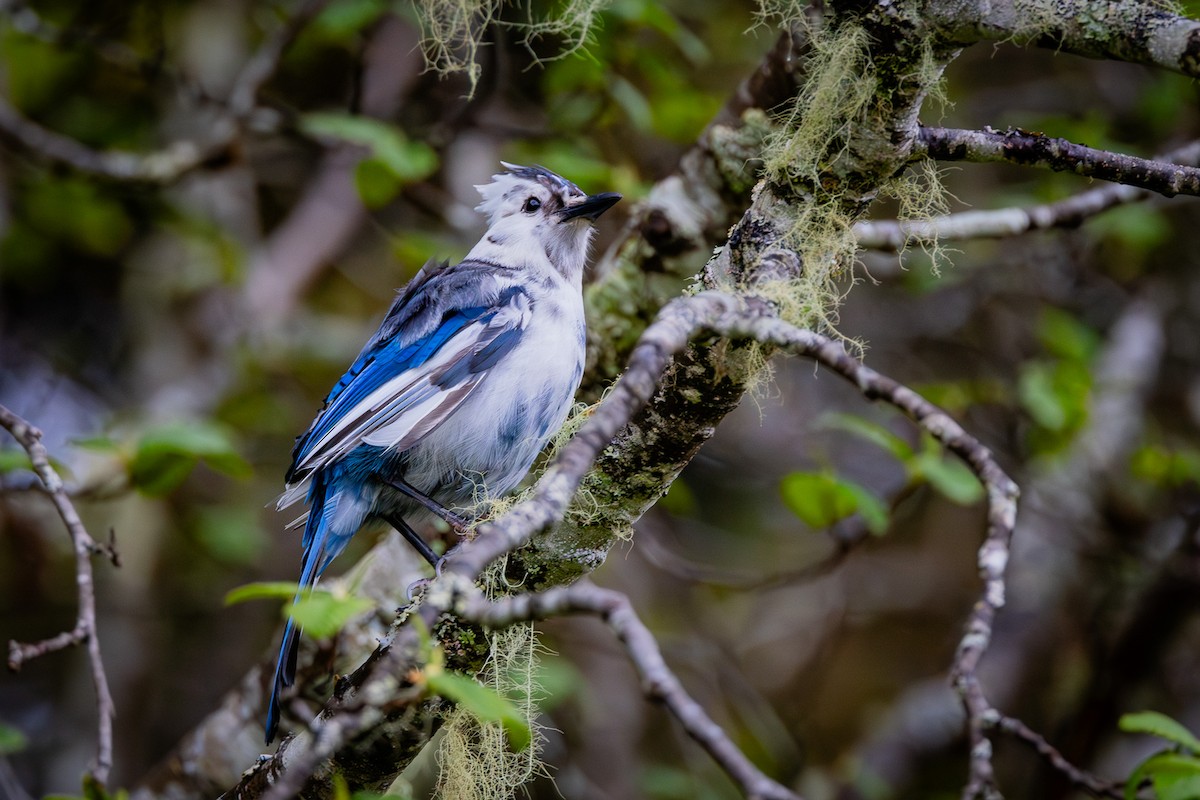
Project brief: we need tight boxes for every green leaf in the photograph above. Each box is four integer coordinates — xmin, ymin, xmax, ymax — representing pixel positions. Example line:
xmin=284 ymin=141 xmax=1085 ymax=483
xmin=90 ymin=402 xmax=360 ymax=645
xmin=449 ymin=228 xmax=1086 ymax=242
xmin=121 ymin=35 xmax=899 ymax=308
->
xmin=313 ymin=0 xmax=388 ymax=39
xmin=354 ymin=157 xmax=403 ymax=209
xmin=290 ymin=592 xmax=375 ymax=639
xmin=224 ymin=581 xmax=304 ymax=605
xmin=0 ymin=722 xmax=27 ymax=754
xmin=1018 ymin=362 xmax=1069 ymax=431
xmin=129 ymin=421 xmax=251 ymax=495
xmin=81 ymin=774 xmax=129 ymax=800
xmin=780 ymin=471 xmax=860 ymax=530
xmin=225 ymin=582 xmax=375 ymax=638
xmin=0 ymin=449 xmax=32 ymax=474
xmin=819 ymin=412 xmax=914 ymax=460
xmin=910 ymin=451 xmax=984 ymax=506
xmin=426 ymin=670 xmax=532 ymax=751
xmin=1121 ymin=711 xmax=1200 ymax=753
xmin=1037 ymin=309 xmax=1100 ymax=364
xmin=300 ymin=113 xmax=438 ymax=183
xmin=1126 ymin=753 xmax=1200 ymax=800
xmin=1161 ymin=774 xmax=1200 ymax=800
xmin=843 ymin=482 xmax=890 ymax=535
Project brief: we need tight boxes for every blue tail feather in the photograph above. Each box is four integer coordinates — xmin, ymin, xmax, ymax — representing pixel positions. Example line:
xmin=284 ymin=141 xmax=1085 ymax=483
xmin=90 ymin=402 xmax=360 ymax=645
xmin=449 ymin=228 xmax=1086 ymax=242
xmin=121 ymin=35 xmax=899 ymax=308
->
xmin=265 ymin=474 xmax=362 ymax=744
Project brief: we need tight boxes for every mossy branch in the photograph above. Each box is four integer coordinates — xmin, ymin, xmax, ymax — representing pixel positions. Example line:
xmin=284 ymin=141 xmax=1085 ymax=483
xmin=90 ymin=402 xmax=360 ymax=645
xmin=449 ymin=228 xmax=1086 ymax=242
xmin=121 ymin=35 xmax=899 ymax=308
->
xmin=926 ymin=0 xmax=1200 ymax=78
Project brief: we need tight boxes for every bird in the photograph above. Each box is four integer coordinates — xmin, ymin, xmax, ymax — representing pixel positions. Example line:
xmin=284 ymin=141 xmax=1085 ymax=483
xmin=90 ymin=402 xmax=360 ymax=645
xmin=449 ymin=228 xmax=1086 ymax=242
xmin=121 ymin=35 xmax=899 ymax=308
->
xmin=264 ymin=163 xmax=621 ymax=744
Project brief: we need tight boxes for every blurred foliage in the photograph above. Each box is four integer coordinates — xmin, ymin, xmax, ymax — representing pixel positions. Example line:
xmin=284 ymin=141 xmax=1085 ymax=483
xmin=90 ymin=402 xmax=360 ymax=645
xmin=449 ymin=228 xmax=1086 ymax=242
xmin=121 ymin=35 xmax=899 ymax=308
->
xmin=1018 ymin=309 xmax=1099 ymax=454
xmin=818 ymin=412 xmax=984 ymax=507
xmin=780 ymin=469 xmax=888 ymax=534
xmin=46 ymin=774 xmax=130 ymax=800
xmin=225 ymin=581 xmax=374 ymax=638
xmin=1121 ymin=712 xmax=1200 ymax=800
xmin=300 ymin=113 xmax=440 ymax=208
xmin=0 ymin=720 xmax=27 ymax=754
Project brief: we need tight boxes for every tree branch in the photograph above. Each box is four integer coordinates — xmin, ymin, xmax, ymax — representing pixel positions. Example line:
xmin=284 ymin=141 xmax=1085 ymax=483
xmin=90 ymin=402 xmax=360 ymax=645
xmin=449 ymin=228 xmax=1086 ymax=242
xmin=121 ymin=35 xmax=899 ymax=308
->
xmin=927 ymin=0 xmax=1200 ymax=78
xmin=461 ymin=580 xmax=801 ymax=800
xmin=0 ymin=0 xmax=329 ymax=183
xmin=994 ymin=715 xmax=1124 ymax=799
xmin=856 ymin=141 xmax=1200 ymax=249
xmin=917 ymin=126 xmax=1200 ymax=198
xmin=0 ymin=404 xmax=117 ymax=786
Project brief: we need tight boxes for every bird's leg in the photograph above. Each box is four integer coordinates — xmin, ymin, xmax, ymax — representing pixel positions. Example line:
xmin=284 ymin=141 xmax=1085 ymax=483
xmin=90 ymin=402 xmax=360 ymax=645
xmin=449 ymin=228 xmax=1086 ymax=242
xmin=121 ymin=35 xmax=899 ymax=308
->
xmin=380 ymin=512 xmax=441 ymax=568
xmin=382 ymin=477 xmax=470 ymax=532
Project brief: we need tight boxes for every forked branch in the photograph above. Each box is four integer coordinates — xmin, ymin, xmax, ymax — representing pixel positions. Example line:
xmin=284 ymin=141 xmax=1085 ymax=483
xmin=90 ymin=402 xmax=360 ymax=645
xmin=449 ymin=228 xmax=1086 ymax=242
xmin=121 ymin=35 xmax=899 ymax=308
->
xmin=0 ymin=404 xmax=118 ymax=785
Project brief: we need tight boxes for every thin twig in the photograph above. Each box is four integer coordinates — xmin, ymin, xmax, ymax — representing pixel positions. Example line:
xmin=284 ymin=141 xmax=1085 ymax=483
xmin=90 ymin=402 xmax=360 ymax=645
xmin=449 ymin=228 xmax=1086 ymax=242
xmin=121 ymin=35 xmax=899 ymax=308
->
xmin=917 ymin=126 xmax=1200 ymax=198
xmin=0 ymin=404 xmax=117 ymax=785
xmin=858 ymin=140 xmax=1200 ymax=250
xmin=994 ymin=715 xmax=1124 ymax=799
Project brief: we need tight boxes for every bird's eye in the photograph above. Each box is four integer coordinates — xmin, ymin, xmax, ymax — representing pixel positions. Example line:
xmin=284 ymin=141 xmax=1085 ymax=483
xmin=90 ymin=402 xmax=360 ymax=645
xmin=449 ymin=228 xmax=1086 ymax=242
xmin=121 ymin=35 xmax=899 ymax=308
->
xmin=522 ymin=197 xmax=541 ymax=214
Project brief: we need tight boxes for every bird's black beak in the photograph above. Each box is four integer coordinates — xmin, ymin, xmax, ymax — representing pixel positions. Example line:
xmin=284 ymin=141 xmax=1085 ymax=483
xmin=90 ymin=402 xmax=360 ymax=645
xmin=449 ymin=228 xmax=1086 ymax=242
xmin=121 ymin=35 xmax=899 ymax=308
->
xmin=559 ymin=192 xmax=622 ymax=222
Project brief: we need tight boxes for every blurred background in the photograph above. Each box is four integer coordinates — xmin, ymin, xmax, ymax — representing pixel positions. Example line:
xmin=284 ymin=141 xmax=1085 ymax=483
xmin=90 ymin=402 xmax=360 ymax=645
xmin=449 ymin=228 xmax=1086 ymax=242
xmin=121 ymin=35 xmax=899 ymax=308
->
xmin=3 ymin=1 xmax=1200 ymax=798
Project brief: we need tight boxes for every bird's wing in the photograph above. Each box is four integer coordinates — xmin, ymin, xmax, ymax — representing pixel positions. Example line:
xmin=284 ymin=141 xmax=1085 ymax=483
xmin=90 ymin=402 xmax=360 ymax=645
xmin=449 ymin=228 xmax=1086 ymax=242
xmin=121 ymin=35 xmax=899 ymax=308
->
xmin=278 ymin=285 xmax=532 ymax=510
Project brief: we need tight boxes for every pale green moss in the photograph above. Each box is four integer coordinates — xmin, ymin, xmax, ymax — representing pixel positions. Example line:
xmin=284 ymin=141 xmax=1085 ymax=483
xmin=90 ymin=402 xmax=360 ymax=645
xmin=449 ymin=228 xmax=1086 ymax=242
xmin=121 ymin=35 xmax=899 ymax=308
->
xmin=414 ymin=0 xmax=609 ymax=94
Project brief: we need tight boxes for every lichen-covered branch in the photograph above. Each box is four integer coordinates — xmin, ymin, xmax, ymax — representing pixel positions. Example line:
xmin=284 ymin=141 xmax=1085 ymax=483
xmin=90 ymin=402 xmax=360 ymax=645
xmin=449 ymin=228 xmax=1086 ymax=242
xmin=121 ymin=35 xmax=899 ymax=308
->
xmin=926 ymin=0 xmax=1200 ymax=78
xmin=918 ymin=126 xmax=1200 ymax=197
xmin=460 ymin=581 xmax=802 ymax=800
xmin=856 ymin=140 xmax=1200 ymax=249
xmin=225 ymin=287 xmax=1020 ymax=798
xmin=0 ymin=404 xmax=118 ymax=786
xmin=583 ymin=26 xmax=809 ymax=395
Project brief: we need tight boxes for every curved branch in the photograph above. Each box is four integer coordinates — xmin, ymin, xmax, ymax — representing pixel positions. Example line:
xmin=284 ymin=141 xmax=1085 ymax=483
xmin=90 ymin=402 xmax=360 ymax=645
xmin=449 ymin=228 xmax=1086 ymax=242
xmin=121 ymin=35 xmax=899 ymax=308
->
xmin=462 ymin=581 xmax=801 ymax=800
xmin=917 ymin=126 xmax=1200 ymax=197
xmin=0 ymin=404 xmax=117 ymax=786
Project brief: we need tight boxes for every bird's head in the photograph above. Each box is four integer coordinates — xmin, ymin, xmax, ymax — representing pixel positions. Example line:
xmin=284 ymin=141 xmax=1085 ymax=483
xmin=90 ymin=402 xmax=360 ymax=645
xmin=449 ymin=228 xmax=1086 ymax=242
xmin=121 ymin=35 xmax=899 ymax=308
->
xmin=473 ymin=163 xmax=621 ymax=280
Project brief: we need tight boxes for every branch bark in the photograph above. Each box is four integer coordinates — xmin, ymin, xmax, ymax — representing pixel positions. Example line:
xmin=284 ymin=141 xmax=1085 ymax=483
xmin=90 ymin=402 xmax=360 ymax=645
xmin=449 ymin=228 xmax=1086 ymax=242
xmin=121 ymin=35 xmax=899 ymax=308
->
xmin=1 ymin=404 xmax=118 ymax=786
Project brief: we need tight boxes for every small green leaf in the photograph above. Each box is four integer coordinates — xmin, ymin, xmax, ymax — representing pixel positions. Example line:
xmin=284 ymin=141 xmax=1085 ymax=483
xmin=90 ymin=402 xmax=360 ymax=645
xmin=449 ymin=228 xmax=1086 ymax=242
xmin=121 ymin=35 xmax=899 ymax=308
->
xmin=0 ymin=722 xmax=27 ymax=754
xmin=911 ymin=451 xmax=984 ymax=506
xmin=1121 ymin=711 xmax=1200 ymax=753
xmin=1018 ymin=362 xmax=1069 ymax=431
xmin=354 ymin=157 xmax=402 ymax=209
xmin=1126 ymin=752 xmax=1200 ymax=800
xmin=1162 ymin=774 xmax=1200 ymax=800
xmin=129 ymin=421 xmax=250 ymax=495
xmin=224 ymin=581 xmax=303 ymax=605
xmin=313 ymin=0 xmax=388 ymax=39
xmin=300 ymin=114 xmax=438 ymax=183
xmin=426 ymin=670 xmax=532 ymax=751
xmin=780 ymin=471 xmax=860 ymax=530
xmin=1037 ymin=309 xmax=1100 ymax=364
xmin=843 ymin=482 xmax=890 ymax=535
xmin=819 ymin=412 xmax=914 ymax=461
xmin=0 ymin=449 xmax=32 ymax=474
xmin=290 ymin=592 xmax=375 ymax=639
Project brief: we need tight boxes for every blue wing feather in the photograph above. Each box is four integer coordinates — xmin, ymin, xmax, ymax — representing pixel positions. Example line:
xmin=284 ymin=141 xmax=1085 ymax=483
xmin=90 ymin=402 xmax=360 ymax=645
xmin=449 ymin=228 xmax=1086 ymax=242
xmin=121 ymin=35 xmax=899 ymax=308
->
xmin=287 ymin=305 xmax=492 ymax=481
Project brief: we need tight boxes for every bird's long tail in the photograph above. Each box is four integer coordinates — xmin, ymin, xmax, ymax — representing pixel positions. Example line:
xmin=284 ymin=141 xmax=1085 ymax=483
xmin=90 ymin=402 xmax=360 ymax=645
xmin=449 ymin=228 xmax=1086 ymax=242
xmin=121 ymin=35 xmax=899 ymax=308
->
xmin=265 ymin=475 xmax=362 ymax=744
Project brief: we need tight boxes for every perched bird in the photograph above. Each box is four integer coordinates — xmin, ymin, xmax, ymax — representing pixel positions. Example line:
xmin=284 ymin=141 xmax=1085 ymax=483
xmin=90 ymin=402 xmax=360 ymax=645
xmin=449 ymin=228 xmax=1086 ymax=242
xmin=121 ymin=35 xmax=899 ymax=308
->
xmin=265 ymin=164 xmax=620 ymax=743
